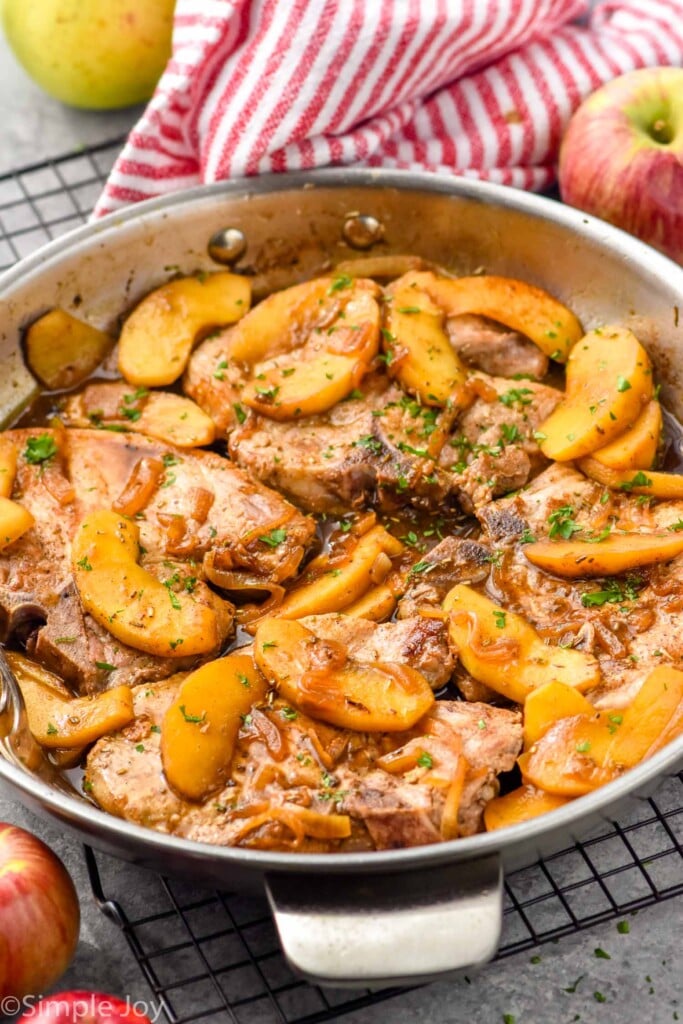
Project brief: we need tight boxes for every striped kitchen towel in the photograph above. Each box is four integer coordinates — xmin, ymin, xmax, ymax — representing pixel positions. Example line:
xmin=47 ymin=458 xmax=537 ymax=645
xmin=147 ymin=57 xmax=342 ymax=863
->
xmin=94 ymin=0 xmax=683 ymax=218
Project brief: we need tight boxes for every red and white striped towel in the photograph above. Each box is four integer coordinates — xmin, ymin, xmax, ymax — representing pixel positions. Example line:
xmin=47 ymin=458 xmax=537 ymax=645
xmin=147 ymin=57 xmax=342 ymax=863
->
xmin=94 ymin=0 xmax=683 ymax=219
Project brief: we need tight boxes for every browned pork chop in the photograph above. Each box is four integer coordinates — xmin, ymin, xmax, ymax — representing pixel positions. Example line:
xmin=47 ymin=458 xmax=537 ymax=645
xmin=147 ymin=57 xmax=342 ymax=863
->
xmin=439 ymin=375 xmax=561 ymax=511
xmin=2 ymin=429 xmax=315 ymax=693
xmin=85 ymin=680 xmax=522 ymax=851
xmin=476 ymin=462 xmax=683 ymax=707
xmin=397 ymin=535 xmax=491 ymax=619
xmin=299 ymin=612 xmax=454 ymax=690
xmin=228 ymin=374 xmax=460 ymax=514
xmin=446 ymin=314 xmax=549 ymax=380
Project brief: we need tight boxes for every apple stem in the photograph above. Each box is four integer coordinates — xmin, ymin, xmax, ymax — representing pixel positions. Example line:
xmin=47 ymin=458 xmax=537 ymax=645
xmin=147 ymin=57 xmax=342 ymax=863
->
xmin=650 ymin=118 xmax=673 ymax=145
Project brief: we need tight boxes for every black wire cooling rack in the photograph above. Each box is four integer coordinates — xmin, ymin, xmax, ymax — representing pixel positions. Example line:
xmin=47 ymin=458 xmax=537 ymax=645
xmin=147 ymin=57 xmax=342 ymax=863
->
xmin=1 ymin=139 xmax=683 ymax=1024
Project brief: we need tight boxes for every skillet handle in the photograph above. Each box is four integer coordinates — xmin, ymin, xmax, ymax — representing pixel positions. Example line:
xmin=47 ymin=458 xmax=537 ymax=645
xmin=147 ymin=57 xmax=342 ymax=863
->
xmin=265 ymin=853 xmax=502 ymax=988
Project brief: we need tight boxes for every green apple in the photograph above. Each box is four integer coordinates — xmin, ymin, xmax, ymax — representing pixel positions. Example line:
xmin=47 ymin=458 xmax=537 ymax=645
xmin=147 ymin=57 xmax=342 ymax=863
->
xmin=2 ymin=0 xmax=175 ymax=109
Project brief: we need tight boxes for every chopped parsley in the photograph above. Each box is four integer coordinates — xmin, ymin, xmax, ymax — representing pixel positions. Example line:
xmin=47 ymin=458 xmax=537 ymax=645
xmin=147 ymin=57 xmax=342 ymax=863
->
xmin=408 ymin=560 xmax=435 ymax=576
xmin=493 ymin=610 xmax=506 ymax=629
xmin=120 ymin=405 xmax=141 ymax=422
xmin=499 ymin=387 xmax=533 ymax=408
xmin=619 ymin=470 xmax=652 ymax=491
xmin=46 ymin=722 xmax=58 ymax=736
xmin=328 ymin=273 xmax=353 ymax=293
xmin=233 ymin=402 xmax=247 ymax=424
xmin=352 ymin=434 xmax=383 ymax=454
xmin=23 ymin=434 xmax=57 ymax=464
xmin=616 ymin=376 xmax=632 ymax=392
xmin=281 ymin=706 xmax=298 ymax=721
xmin=179 ymin=705 xmax=206 ymax=724
xmin=95 ymin=661 xmax=116 ymax=672
xmin=416 ymin=751 xmax=433 ymax=769
xmin=547 ymin=505 xmax=582 ymax=540
xmin=76 ymin=556 xmax=93 ymax=571
xmin=259 ymin=528 xmax=287 ymax=547
xmin=581 ymin=575 xmax=643 ymax=608
xmin=500 ymin=423 xmax=521 ymax=443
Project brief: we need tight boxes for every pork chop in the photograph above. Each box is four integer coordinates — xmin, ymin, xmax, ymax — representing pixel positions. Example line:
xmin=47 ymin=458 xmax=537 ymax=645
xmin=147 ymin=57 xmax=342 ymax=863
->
xmin=85 ymin=679 xmax=522 ymax=851
xmin=2 ymin=428 xmax=315 ymax=693
xmin=397 ymin=535 xmax=491 ymax=619
xmin=229 ymin=375 xmax=456 ymax=514
xmin=446 ymin=314 xmax=549 ymax=379
xmin=299 ymin=612 xmax=454 ymax=690
xmin=476 ymin=462 xmax=683 ymax=706
xmin=439 ymin=374 xmax=561 ymax=511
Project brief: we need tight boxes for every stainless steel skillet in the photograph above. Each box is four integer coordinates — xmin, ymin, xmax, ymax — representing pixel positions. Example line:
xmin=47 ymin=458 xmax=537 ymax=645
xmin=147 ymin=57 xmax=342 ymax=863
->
xmin=0 ymin=169 xmax=681 ymax=988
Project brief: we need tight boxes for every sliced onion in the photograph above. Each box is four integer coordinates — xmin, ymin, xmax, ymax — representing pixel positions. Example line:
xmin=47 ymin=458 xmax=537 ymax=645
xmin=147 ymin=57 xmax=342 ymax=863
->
xmin=203 ymin=551 xmax=285 ymax=603
xmin=112 ymin=456 xmax=164 ymax=516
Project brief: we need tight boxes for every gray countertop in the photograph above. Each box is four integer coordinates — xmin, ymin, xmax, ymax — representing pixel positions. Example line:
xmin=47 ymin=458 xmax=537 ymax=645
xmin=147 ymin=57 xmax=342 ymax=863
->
xmin=0 ymin=31 xmax=682 ymax=1024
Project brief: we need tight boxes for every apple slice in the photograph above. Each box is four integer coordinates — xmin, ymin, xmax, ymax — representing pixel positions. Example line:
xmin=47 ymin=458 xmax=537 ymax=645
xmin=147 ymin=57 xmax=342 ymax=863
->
xmin=415 ymin=270 xmax=584 ymax=361
xmin=384 ymin=272 xmax=469 ymax=408
xmin=523 ymin=681 xmax=596 ymax=750
xmin=0 ymin=496 xmax=34 ymax=550
xmin=538 ymin=326 xmax=652 ymax=461
xmin=275 ymin=525 xmax=402 ymax=620
xmin=238 ymin=278 xmax=380 ymax=419
xmin=0 ymin=438 xmax=17 ymax=498
xmin=483 ymin=785 xmax=571 ymax=831
xmin=590 ymin=398 xmax=661 ymax=470
xmin=523 ymin=532 xmax=683 ymax=578
xmin=444 ymin=583 xmax=600 ymax=703
xmin=71 ymin=509 xmax=221 ymax=657
xmin=254 ymin=617 xmax=434 ymax=732
xmin=25 ymin=309 xmax=114 ymax=391
xmin=161 ymin=652 xmax=268 ymax=800
xmin=118 ymin=272 xmax=251 ymax=387
xmin=578 ymin=458 xmax=683 ymax=499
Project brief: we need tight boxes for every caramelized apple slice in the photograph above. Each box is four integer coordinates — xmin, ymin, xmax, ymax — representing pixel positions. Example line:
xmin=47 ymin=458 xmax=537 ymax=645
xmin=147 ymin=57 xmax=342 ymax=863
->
xmin=523 ymin=681 xmax=595 ymax=749
xmin=254 ymin=618 xmax=434 ymax=732
xmin=384 ymin=272 xmax=469 ymax=408
xmin=519 ymin=715 xmax=622 ymax=796
xmin=65 ymin=382 xmax=215 ymax=448
xmin=578 ymin=458 xmax=683 ymax=499
xmin=343 ymin=583 xmax=397 ymax=622
xmin=591 ymin=399 xmax=661 ymax=470
xmin=276 ymin=525 xmax=402 ymax=620
xmin=6 ymin=651 xmax=133 ymax=749
xmin=523 ymin=532 xmax=683 ymax=578
xmin=0 ymin=438 xmax=18 ymax=498
xmin=71 ymin=509 xmax=221 ymax=657
xmin=483 ymin=784 xmax=571 ymax=831
xmin=539 ymin=326 xmax=652 ymax=461
xmin=416 ymin=270 xmax=583 ymax=361
xmin=0 ymin=496 xmax=34 ymax=550
xmin=608 ymin=666 xmax=683 ymax=766
xmin=25 ymin=309 xmax=114 ymax=390
xmin=240 ymin=281 xmax=380 ymax=419
xmin=445 ymin=584 xmax=600 ymax=703
xmin=227 ymin=276 xmax=378 ymax=363
xmin=161 ymin=652 xmax=268 ymax=800
xmin=119 ymin=273 xmax=251 ymax=387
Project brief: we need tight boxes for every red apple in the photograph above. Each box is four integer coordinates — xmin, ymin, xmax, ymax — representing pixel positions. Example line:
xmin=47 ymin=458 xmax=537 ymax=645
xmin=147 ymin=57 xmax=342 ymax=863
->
xmin=18 ymin=992 xmax=153 ymax=1024
xmin=558 ymin=66 xmax=683 ymax=264
xmin=0 ymin=823 xmax=80 ymax=1000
